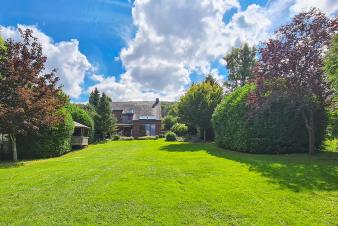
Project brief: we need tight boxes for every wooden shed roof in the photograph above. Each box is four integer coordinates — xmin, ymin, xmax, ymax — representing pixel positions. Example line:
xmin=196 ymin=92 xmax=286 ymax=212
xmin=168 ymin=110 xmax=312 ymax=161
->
xmin=74 ymin=121 xmax=90 ymax=129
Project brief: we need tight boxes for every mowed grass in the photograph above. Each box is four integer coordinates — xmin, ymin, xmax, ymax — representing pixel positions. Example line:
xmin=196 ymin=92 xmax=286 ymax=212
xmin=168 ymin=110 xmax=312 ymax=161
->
xmin=0 ymin=140 xmax=337 ymax=225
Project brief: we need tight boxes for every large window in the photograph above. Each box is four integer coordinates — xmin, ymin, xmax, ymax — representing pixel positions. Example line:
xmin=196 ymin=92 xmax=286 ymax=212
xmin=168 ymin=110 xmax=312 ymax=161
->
xmin=144 ymin=124 xmax=156 ymax=136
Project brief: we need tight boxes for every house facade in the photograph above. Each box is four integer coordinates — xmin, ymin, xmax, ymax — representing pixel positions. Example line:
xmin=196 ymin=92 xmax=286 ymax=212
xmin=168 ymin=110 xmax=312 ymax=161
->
xmin=111 ymin=98 xmax=161 ymax=137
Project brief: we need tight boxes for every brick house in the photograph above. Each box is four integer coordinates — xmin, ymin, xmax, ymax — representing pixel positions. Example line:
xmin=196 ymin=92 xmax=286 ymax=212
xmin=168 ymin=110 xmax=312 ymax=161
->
xmin=111 ymin=98 xmax=161 ymax=137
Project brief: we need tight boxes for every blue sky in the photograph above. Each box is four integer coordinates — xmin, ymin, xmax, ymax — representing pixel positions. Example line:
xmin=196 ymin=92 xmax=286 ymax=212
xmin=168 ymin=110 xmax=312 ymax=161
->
xmin=0 ymin=0 xmax=337 ymax=102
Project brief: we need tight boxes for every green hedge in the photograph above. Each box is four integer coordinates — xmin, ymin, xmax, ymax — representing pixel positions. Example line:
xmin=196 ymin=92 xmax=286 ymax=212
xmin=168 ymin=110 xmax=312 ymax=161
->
xmin=212 ymin=84 xmax=326 ymax=153
xmin=17 ymin=108 xmax=74 ymax=159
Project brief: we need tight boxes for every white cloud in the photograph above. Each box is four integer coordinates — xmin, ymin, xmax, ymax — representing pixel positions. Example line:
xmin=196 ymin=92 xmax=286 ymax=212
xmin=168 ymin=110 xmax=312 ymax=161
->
xmin=90 ymin=74 xmax=105 ymax=82
xmin=210 ymin=68 xmax=225 ymax=86
xmin=3 ymin=0 xmax=337 ymax=102
xmin=90 ymin=0 xmax=298 ymax=101
xmin=0 ymin=25 xmax=92 ymax=98
xmin=290 ymin=0 xmax=338 ymax=15
xmin=91 ymin=0 xmax=244 ymax=101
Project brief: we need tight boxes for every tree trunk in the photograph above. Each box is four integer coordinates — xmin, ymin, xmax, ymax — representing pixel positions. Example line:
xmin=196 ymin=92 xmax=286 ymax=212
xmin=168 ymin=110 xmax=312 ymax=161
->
xmin=203 ymin=128 xmax=206 ymax=143
xmin=308 ymin=126 xmax=315 ymax=155
xmin=9 ymin=134 xmax=17 ymax=161
xmin=302 ymin=110 xmax=315 ymax=155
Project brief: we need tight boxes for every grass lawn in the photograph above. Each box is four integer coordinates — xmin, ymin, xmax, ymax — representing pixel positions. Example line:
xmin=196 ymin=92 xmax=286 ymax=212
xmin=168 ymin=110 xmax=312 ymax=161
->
xmin=0 ymin=140 xmax=337 ymax=225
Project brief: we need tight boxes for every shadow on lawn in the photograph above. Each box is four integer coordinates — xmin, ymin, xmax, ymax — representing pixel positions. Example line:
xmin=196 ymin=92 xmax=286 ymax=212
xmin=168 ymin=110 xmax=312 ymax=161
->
xmin=0 ymin=161 xmax=24 ymax=169
xmin=160 ymin=142 xmax=338 ymax=192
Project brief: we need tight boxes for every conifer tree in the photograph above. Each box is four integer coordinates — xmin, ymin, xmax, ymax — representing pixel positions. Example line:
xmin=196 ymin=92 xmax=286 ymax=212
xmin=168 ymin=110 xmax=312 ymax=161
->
xmin=96 ymin=93 xmax=116 ymax=139
xmin=89 ymin=88 xmax=100 ymax=110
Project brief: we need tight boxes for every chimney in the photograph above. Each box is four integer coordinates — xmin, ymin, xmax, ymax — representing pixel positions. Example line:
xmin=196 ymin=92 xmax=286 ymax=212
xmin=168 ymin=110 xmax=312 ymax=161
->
xmin=152 ymin=98 xmax=159 ymax=108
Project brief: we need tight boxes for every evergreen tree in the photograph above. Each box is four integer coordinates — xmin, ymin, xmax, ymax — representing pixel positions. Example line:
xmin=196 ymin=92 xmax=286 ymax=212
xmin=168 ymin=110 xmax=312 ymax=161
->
xmin=89 ymin=88 xmax=100 ymax=110
xmin=96 ymin=93 xmax=116 ymax=139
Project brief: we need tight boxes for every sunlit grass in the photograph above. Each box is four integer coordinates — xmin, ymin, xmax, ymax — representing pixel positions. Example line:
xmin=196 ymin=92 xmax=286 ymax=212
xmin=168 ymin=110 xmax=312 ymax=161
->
xmin=0 ymin=140 xmax=337 ymax=225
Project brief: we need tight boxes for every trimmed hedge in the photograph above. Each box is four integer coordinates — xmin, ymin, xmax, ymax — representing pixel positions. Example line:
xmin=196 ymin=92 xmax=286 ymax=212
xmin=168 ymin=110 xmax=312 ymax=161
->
xmin=17 ymin=108 xmax=74 ymax=159
xmin=212 ymin=84 xmax=326 ymax=153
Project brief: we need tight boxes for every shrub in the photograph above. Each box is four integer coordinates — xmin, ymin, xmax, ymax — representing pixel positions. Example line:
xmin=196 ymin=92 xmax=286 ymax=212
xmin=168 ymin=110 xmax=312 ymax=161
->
xmin=165 ymin=132 xmax=177 ymax=141
xmin=112 ymin=135 xmax=120 ymax=141
xmin=67 ymin=105 xmax=95 ymax=143
xmin=212 ymin=84 xmax=326 ymax=154
xmin=171 ymin=123 xmax=188 ymax=136
xmin=158 ymin=134 xmax=165 ymax=138
xmin=17 ymin=108 xmax=74 ymax=159
xmin=162 ymin=115 xmax=178 ymax=131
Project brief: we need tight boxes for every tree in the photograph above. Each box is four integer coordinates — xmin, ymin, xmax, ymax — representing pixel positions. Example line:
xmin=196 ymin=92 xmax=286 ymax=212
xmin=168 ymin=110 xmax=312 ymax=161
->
xmin=96 ymin=93 xmax=116 ymax=139
xmin=162 ymin=115 xmax=178 ymax=130
xmin=224 ymin=43 xmax=256 ymax=89
xmin=177 ymin=75 xmax=223 ymax=142
xmin=324 ymin=34 xmax=338 ymax=100
xmin=171 ymin=123 xmax=188 ymax=136
xmin=0 ymin=29 xmax=65 ymax=161
xmin=324 ymin=34 xmax=338 ymax=138
xmin=250 ymin=9 xmax=337 ymax=155
xmin=89 ymin=88 xmax=100 ymax=110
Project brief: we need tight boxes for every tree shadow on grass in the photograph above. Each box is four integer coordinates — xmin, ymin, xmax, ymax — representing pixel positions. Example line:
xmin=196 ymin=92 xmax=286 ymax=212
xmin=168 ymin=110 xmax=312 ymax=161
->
xmin=0 ymin=161 xmax=24 ymax=169
xmin=160 ymin=142 xmax=338 ymax=192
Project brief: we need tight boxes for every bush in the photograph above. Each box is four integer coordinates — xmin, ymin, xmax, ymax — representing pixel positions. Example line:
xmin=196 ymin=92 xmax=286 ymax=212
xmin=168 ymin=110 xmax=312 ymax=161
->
xmin=112 ymin=135 xmax=120 ymax=140
xmin=158 ymin=134 xmax=165 ymax=138
xmin=136 ymin=136 xmax=158 ymax=140
xmin=67 ymin=105 xmax=95 ymax=143
xmin=165 ymin=132 xmax=177 ymax=141
xmin=17 ymin=108 xmax=74 ymax=159
xmin=212 ymin=84 xmax=327 ymax=154
xmin=171 ymin=123 xmax=188 ymax=136
xmin=162 ymin=115 xmax=178 ymax=130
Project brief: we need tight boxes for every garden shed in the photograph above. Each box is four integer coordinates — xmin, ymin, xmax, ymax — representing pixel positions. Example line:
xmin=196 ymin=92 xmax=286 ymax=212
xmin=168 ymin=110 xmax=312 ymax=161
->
xmin=72 ymin=122 xmax=90 ymax=147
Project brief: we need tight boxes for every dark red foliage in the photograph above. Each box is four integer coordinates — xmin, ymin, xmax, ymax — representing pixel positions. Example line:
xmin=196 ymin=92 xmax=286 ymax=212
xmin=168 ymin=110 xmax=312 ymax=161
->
xmin=249 ymin=9 xmax=338 ymax=154
xmin=0 ymin=29 xmax=65 ymax=136
xmin=250 ymin=9 xmax=338 ymax=108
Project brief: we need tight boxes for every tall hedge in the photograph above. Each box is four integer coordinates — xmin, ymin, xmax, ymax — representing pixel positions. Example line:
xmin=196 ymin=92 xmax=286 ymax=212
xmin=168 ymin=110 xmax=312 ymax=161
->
xmin=17 ymin=108 xmax=74 ymax=159
xmin=212 ymin=84 xmax=326 ymax=153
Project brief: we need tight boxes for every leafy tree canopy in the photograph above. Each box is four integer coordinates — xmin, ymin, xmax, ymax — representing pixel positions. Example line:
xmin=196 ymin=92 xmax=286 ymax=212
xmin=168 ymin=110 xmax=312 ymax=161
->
xmin=224 ymin=43 xmax=256 ymax=89
xmin=0 ymin=29 xmax=65 ymax=161
xmin=250 ymin=8 xmax=337 ymax=154
xmin=177 ymin=75 xmax=223 ymax=141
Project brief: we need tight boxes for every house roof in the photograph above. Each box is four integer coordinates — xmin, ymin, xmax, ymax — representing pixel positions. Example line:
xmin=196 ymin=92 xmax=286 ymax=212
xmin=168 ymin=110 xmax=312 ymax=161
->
xmin=111 ymin=100 xmax=161 ymax=120
xmin=74 ymin=121 xmax=90 ymax=129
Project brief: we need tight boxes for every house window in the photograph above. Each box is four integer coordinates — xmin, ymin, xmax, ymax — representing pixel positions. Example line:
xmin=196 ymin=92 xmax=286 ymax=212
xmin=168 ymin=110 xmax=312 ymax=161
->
xmin=144 ymin=124 xmax=156 ymax=136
